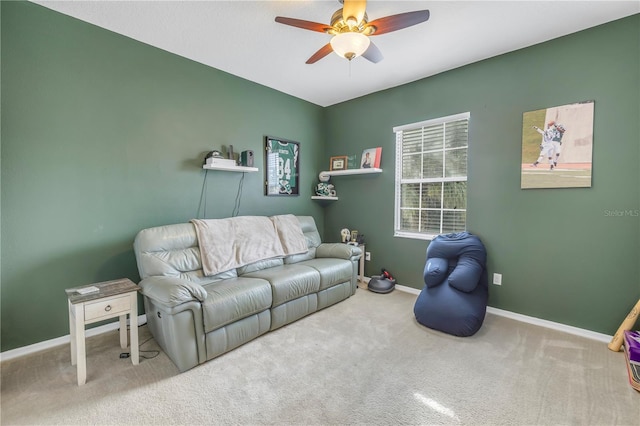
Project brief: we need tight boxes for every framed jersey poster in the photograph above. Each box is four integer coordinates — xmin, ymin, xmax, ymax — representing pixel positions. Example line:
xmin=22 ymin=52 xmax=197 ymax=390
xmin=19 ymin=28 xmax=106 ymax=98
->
xmin=265 ymin=136 xmax=300 ymax=196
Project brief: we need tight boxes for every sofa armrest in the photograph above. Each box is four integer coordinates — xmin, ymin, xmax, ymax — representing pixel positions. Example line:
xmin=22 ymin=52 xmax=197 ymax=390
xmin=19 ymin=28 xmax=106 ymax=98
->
xmin=139 ymin=276 xmax=207 ymax=307
xmin=316 ymin=243 xmax=362 ymax=261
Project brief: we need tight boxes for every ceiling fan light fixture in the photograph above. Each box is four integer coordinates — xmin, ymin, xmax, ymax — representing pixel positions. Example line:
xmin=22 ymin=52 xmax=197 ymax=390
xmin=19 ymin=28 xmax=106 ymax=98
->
xmin=330 ymin=32 xmax=370 ymax=61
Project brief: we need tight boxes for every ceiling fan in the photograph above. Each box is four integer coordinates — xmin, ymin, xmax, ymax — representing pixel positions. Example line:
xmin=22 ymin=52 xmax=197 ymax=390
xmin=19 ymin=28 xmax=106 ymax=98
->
xmin=275 ymin=0 xmax=430 ymax=64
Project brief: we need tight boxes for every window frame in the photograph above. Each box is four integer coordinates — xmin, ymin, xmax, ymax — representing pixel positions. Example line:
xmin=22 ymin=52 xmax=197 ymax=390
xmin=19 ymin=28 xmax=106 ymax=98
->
xmin=393 ymin=112 xmax=470 ymax=240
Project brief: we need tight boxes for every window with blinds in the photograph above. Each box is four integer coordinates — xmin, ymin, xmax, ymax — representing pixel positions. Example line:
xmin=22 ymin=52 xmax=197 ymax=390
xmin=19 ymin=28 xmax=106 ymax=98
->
xmin=393 ymin=112 xmax=469 ymax=239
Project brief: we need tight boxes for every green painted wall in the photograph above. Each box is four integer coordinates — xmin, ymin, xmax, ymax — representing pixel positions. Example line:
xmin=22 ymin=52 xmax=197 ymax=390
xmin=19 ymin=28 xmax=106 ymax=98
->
xmin=323 ymin=15 xmax=640 ymax=335
xmin=2 ymin=2 xmax=638 ymax=352
xmin=1 ymin=2 xmax=325 ymax=351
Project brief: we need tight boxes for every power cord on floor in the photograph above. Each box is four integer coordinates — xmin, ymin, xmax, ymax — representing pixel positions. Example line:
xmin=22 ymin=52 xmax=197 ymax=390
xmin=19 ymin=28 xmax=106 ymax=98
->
xmin=137 ymin=335 xmax=160 ymax=360
xmin=120 ymin=324 xmax=160 ymax=360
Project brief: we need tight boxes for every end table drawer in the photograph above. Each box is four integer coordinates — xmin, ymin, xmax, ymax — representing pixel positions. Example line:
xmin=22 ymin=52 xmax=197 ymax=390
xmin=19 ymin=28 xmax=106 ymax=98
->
xmin=84 ymin=295 xmax=131 ymax=321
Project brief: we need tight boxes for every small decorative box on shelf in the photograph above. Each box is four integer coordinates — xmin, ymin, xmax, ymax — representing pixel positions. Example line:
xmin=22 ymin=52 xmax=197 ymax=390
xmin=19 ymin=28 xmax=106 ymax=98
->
xmin=206 ymin=158 xmax=236 ymax=167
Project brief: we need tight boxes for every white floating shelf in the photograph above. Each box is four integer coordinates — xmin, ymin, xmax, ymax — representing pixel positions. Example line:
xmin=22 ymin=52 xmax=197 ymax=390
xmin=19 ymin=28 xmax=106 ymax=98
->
xmin=203 ymin=164 xmax=259 ymax=173
xmin=311 ymin=196 xmax=338 ymax=201
xmin=320 ymin=168 xmax=382 ymax=177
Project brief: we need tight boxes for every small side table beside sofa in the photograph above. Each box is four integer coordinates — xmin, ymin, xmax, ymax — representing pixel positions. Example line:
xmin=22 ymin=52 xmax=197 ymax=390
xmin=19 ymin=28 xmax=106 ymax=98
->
xmin=358 ymin=244 xmax=365 ymax=283
xmin=65 ymin=278 xmax=140 ymax=385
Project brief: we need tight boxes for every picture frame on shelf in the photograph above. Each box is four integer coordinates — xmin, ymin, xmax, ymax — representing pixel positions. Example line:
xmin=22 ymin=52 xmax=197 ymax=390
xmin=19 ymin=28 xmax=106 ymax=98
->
xmin=361 ymin=147 xmax=382 ymax=169
xmin=330 ymin=156 xmax=348 ymax=171
xmin=264 ymin=136 xmax=300 ymax=196
xmin=347 ymin=154 xmax=358 ymax=169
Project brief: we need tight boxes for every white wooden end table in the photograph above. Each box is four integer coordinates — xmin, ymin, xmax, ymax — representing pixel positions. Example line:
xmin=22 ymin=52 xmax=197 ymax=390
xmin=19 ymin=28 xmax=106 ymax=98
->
xmin=66 ymin=278 xmax=139 ymax=385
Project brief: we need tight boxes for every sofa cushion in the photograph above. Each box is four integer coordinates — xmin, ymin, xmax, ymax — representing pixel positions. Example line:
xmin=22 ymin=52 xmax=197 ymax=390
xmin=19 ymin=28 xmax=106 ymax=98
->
xmin=134 ymin=223 xmax=201 ymax=279
xmin=237 ymin=257 xmax=284 ymax=275
xmin=297 ymin=216 xmax=322 ymax=248
xmin=242 ymin=264 xmax=320 ymax=307
xmin=297 ymin=258 xmax=353 ymax=290
xmin=201 ymin=277 xmax=272 ymax=333
xmin=284 ymin=247 xmax=317 ymax=264
xmin=134 ymin=222 xmax=241 ymax=283
xmin=284 ymin=216 xmax=321 ymax=264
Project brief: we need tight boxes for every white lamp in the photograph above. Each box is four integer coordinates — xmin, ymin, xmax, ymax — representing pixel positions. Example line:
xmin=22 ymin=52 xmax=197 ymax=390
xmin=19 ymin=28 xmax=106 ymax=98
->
xmin=330 ymin=32 xmax=370 ymax=61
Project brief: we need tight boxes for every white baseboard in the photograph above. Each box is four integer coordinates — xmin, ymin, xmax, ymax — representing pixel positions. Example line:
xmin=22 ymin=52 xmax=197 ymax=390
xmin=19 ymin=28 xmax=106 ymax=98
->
xmin=394 ymin=284 xmax=612 ymax=343
xmin=484 ymin=307 xmax=611 ymax=343
xmin=0 ymin=314 xmax=147 ymax=363
xmin=395 ymin=283 xmax=420 ymax=295
xmin=2 ymin=282 xmax=614 ymax=361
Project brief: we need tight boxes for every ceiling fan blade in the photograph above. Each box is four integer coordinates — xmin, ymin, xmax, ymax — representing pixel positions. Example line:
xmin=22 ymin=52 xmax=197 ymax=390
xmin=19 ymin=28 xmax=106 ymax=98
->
xmin=342 ymin=0 xmax=367 ymax=25
xmin=306 ymin=43 xmax=334 ymax=64
xmin=362 ymin=41 xmax=383 ymax=63
xmin=275 ymin=16 xmax=332 ymax=33
xmin=365 ymin=10 xmax=430 ymax=36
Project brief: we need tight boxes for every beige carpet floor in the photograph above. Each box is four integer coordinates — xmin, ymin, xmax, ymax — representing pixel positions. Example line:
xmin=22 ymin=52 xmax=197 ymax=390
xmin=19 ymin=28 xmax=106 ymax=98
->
xmin=1 ymin=289 xmax=638 ymax=425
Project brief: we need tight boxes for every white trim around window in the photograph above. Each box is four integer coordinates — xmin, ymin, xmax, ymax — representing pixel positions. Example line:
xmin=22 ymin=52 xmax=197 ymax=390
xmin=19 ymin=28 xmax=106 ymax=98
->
xmin=394 ymin=112 xmax=470 ymax=240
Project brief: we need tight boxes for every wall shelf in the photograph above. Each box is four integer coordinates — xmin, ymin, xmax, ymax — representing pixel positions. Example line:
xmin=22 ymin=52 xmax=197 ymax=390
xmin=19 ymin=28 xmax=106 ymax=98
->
xmin=203 ymin=164 xmax=259 ymax=173
xmin=313 ymin=168 xmax=382 ymax=202
xmin=319 ymin=168 xmax=382 ymax=178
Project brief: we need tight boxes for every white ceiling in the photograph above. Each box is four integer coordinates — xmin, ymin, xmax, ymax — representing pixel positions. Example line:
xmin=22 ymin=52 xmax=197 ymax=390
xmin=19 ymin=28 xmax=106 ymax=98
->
xmin=32 ymin=0 xmax=639 ymax=107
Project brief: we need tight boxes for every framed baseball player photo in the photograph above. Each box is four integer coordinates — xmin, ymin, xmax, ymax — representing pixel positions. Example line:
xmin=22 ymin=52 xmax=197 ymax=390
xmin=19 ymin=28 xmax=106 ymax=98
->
xmin=265 ymin=136 xmax=300 ymax=196
xmin=520 ymin=100 xmax=594 ymax=189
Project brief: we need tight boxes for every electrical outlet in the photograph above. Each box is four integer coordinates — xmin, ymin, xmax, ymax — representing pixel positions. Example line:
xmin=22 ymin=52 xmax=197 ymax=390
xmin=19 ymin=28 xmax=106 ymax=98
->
xmin=365 ymin=252 xmax=371 ymax=261
xmin=493 ymin=273 xmax=502 ymax=285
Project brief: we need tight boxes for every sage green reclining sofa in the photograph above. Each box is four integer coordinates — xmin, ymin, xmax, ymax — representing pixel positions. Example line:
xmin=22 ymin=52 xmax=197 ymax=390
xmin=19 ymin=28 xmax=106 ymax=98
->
xmin=133 ymin=215 xmax=361 ymax=371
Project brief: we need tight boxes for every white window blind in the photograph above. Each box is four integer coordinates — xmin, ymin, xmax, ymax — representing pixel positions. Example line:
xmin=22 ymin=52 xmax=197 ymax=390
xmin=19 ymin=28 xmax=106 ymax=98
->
xmin=394 ymin=112 xmax=469 ymax=240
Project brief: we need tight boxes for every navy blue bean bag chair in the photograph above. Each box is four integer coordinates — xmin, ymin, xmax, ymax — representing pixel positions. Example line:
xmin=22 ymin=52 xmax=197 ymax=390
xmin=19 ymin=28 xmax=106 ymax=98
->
xmin=413 ymin=232 xmax=488 ymax=337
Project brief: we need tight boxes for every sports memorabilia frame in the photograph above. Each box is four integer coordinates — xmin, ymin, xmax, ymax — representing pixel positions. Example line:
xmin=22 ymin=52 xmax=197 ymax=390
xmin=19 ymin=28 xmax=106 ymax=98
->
xmin=264 ymin=136 xmax=300 ymax=196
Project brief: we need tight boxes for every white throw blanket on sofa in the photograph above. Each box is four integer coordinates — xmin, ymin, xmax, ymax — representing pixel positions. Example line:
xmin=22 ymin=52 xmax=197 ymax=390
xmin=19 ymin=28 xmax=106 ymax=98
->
xmin=190 ymin=215 xmax=308 ymax=276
